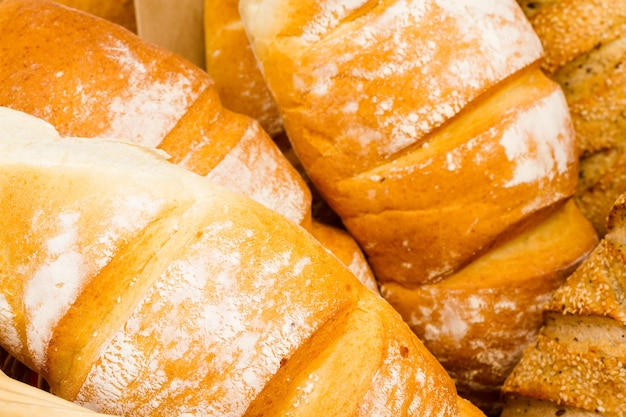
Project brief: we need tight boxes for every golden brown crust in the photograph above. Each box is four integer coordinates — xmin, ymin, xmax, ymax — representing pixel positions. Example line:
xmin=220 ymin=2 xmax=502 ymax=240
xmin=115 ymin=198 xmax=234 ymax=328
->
xmin=382 ymin=200 xmax=597 ymax=414
xmin=157 ymin=87 xmax=251 ymax=175
xmin=502 ymin=395 xmax=604 ymax=417
xmin=503 ymin=318 xmax=626 ymax=416
xmin=575 ymin=146 xmax=626 ymax=236
xmin=521 ymin=0 xmax=626 ymax=76
xmin=0 ymin=0 xmax=376 ymax=290
xmin=333 ymin=68 xmax=579 ymax=286
xmin=0 ymin=0 xmax=209 ymax=147
xmin=203 ymin=0 xmax=283 ymax=137
xmin=158 ymin=86 xmax=314 ymax=228
xmin=546 ymin=227 xmax=626 ymax=322
xmin=0 ymin=108 xmax=482 ymax=416
xmin=240 ymin=0 xmax=595 ymax=410
xmin=308 ymin=221 xmax=378 ymax=293
xmin=0 ymin=0 xmax=305 ymax=219
xmin=551 ymin=36 xmax=626 ymax=156
xmin=242 ymin=0 xmax=577 ymax=284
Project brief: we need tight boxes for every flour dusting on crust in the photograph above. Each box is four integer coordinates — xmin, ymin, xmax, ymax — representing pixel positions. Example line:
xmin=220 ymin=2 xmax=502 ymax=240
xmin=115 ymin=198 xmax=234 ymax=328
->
xmin=98 ymin=36 xmax=204 ymax=147
xmin=0 ymin=294 xmax=22 ymax=355
xmin=292 ymin=0 xmax=543 ymax=158
xmin=500 ymin=89 xmax=574 ymax=189
xmin=23 ymin=211 xmax=85 ymax=369
xmin=75 ymin=215 xmax=330 ymax=416
xmin=207 ymin=122 xmax=309 ymax=224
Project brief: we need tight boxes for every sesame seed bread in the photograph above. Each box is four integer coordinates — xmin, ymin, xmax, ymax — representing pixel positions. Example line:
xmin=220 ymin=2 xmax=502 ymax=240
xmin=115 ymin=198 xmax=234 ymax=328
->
xmin=0 ymin=105 xmax=483 ymax=417
xmin=238 ymin=0 xmax=598 ymax=412
xmin=502 ymin=191 xmax=626 ymax=416
xmin=516 ymin=0 xmax=626 ymax=236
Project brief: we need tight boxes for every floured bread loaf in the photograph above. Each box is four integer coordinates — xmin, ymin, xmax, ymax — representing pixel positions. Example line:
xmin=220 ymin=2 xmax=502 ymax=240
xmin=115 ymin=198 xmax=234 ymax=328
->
xmin=501 ymin=191 xmax=626 ymax=416
xmin=0 ymin=106 xmax=483 ymax=417
xmin=0 ymin=0 xmax=304 ymax=223
xmin=239 ymin=0 xmax=599 ymax=412
xmin=517 ymin=0 xmax=626 ymax=236
xmin=0 ymin=0 xmax=376 ymax=291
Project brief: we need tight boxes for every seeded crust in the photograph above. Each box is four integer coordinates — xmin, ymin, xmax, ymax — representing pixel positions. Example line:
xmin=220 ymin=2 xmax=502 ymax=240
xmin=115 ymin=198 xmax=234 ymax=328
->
xmin=501 ymin=192 xmax=626 ymax=417
xmin=576 ymin=146 xmax=626 ymax=235
xmin=517 ymin=0 xmax=626 ymax=236
xmin=557 ymin=36 xmax=626 ymax=235
xmin=520 ymin=0 xmax=626 ymax=76
xmin=503 ymin=396 xmax=603 ymax=417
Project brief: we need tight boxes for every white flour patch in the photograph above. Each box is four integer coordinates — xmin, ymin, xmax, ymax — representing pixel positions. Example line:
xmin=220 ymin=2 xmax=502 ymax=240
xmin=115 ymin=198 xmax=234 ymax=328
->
xmin=24 ymin=211 xmax=85 ymax=369
xmin=0 ymin=294 xmax=22 ymax=354
xmin=99 ymin=36 xmax=201 ymax=147
xmin=206 ymin=123 xmax=308 ymax=224
xmin=500 ymin=90 xmax=573 ymax=188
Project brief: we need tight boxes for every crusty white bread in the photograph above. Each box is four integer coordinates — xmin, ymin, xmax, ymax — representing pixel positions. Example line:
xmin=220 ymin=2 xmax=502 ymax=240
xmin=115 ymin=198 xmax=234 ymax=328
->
xmin=0 ymin=105 xmax=483 ymax=417
xmin=0 ymin=0 xmax=377 ymax=291
xmin=382 ymin=198 xmax=597 ymax=411
xmin=0 ymin=0 xmax=306 ymax=225
xmin=516 ymin=0 xmax=626 ymax=236
xmin=501 ymin=191 xmax=626 ymax=417
xmin=238 ymin=0 xmax=599 ymax=412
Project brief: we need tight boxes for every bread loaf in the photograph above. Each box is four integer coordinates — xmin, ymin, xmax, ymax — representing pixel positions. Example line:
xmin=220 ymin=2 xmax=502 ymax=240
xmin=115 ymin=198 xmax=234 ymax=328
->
xmin=0 ymin=0 xmax=376 ymax=291
xmin=202 ymin=0 xmax=349 ymax=235
xmin=204 ymin=0 xmax=283 ymax=137
xmin=238 ymin=0 xmax=599 ymax=412
xmin=501 ymin=191 xmax=626 ymax=416
xmin=517 ymin=0 xmax=626 ymax=236
xmin=0 ymin=0 xmax=303 ymax=221
xmin=0 ymin=105 xmax=483 ymax=417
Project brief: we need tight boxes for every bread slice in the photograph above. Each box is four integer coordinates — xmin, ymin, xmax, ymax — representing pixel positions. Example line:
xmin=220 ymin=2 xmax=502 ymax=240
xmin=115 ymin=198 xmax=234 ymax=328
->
xmin=502 ymin=192 xmax=626 ymax=416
